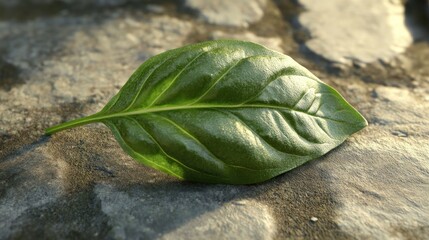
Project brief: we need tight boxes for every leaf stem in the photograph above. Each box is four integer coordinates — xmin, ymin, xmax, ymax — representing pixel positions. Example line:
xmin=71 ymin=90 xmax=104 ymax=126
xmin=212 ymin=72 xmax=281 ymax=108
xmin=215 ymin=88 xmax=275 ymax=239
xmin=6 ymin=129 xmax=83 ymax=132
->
xmin=45 ymin=113 xmax=102 ymax=135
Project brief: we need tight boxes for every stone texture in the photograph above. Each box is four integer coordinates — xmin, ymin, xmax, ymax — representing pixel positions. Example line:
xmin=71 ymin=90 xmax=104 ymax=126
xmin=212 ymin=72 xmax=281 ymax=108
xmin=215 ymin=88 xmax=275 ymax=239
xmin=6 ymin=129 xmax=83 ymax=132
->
xmin=211 ymin=30 xmax=284 ymax=53
xmin=0 ymin=12 xmax=192 ymax=135
xmin=324 ymin=86 xmax=429 ymax=239
xmin=0 ymin=138 xmax=66 ymax=240
xmin=96 ymin=184 xmax=275 ymax=239
xmin=184 ymin=0 xmax=266 ymax=27
xmin=298 ymin=0 xmax=413 ymax=64
xmin=1 ymin=0 xmax=429 ymax=239
xmin=0 ymin=0 xmax=130 ymax=7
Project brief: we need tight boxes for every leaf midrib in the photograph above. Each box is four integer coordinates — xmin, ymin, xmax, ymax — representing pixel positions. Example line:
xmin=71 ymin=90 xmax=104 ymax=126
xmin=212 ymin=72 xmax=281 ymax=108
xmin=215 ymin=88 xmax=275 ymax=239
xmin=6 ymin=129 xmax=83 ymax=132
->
xmin=96 ymin=104 xmax=351 ymax=124
xmin=46 ymin=104 xmax=354 ymax=134
xmin=45 ymin=102 xmax=358 ymax=135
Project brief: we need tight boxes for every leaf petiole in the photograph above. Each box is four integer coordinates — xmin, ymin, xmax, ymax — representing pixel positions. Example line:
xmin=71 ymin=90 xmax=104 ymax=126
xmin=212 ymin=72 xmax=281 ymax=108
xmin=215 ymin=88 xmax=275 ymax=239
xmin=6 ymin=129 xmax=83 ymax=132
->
xmin=45 ymin=114 xmax=102 ymax=135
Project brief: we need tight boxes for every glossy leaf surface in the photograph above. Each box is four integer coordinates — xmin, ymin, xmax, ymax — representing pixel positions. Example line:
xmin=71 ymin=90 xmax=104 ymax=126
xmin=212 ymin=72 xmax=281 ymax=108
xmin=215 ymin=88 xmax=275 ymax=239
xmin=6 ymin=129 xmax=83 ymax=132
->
xmin=46 ymin=40 xmax=367 ymax=184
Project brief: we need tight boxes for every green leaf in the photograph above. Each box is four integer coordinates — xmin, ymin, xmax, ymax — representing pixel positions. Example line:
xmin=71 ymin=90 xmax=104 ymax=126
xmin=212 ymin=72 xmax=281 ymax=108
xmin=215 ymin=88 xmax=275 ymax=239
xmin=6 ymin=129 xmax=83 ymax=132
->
xmin=46 ymin=40 xmax=367 ymax=184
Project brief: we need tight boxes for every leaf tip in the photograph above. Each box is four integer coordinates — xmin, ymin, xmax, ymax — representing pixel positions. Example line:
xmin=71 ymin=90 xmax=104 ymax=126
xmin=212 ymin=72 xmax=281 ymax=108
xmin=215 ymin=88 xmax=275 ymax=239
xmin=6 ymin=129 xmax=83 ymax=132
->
xmin=352 ymin=110 xmax=368 ymax=133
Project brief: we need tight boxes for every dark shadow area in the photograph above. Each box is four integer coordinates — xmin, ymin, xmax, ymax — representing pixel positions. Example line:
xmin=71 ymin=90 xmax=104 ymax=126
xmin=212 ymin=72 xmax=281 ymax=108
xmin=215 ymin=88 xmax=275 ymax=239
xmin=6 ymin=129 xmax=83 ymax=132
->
xmin=273 ymin=0 xmax=335 ymax=71
xmin=0 ymin=136 xmax=49 ymax=199
xmin=10 ymin=188 xmax=112 ymax=239
xmin=1 ymin=117 xmax=354 ymax=239
xmin=0 ymin=58 xmax=23 ymax=91
xmin=405 ymin=0 xmax=429 ymax=40
xmin=273 ymin=0 xmax=308 ymax=44
xmin=0 ymin=1 xmax=67 ymax=21
xmin=0 ymin=0 xmax=178 ymax=22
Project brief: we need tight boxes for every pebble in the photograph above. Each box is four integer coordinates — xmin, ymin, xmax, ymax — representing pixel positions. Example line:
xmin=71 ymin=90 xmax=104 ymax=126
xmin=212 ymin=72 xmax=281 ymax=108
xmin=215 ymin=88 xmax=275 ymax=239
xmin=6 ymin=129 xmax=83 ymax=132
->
xmin=391 ymin=130 xmax=408 ymax=137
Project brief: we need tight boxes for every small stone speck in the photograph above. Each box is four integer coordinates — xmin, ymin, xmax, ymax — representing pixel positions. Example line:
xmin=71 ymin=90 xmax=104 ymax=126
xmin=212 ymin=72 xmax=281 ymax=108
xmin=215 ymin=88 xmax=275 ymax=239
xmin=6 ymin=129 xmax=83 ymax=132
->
xmin=392 ymin=130 xmax=408 ymax=137
xmin=310 ymin=217 xmax=318 ymax=222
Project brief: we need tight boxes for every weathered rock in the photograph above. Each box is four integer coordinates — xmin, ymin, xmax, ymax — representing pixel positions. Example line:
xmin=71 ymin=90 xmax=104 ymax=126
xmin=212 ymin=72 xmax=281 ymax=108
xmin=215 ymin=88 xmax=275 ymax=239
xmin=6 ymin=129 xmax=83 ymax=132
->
xmin=0 ymin=0 xmax=130 ymax=7
xmin=298 ymin=0 xmax=413 ymax=64
xmin=0 ymin=138 xmax=66 ymax=240
xmin=0 ymin=13 xmax=192 ymax=135
xmin=211 ymin=30 xmax=284 ymax=52
xmin=184 ymin=0 xmax=266 ymax=27
xmin=96 ymin=184 xmax=275 ymax=239
xmin=326 ymin=85 xmax=429 ymax=239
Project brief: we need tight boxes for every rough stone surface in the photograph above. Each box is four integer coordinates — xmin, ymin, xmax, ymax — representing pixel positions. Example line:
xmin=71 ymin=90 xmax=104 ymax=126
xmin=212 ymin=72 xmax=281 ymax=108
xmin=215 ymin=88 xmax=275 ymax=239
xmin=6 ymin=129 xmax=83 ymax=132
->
xmin=0 ymin=0 xmax=131 ymax=7
xmin=211 ymin=30 xmax=284 ymax=53
xmin=1 ymin=0 xmax=429 ymax=239
xmin=325 ymin=86 xmax=429 ymax=239
xmin=0 ymin=12 xmax=192 ymax=135
xmin=298 ymin=0 xmax=413 ymax=64
xmin=96 ymin=184 xmax=275 ymax=239
xmin=184 ymin=0 xmax=266 ymax=27
xmin=0 ymin=138 xmax=66 ymax=240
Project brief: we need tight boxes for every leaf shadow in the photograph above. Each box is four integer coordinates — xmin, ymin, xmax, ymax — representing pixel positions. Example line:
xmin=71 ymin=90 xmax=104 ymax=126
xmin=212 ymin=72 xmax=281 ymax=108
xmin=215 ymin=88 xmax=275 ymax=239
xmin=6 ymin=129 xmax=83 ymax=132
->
xmin=93 ymin=144 xmax=352 ymax=239
xmin=2 ymin=123 xmax=356 ymax=239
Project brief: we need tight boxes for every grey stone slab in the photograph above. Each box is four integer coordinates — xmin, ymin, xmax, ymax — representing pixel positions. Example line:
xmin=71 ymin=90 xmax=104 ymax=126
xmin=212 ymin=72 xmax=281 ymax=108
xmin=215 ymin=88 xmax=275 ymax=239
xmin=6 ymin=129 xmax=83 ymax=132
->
xmin=298 ymin=0 xmax=413 ymax=64
xmin=184 ymin=0 xmax=266 ymax=27
xmin=211 ymin=30 xmax=284 ymax=53
xmin=0 ymin=138 xmax=66 ymax=239
xmin=96 ymin=184 xmax=275 ymax=240
xmin=327 ymin=85 xmax=429 ymax=238
xmin=0 ymin=13 xmax=192 ymax=135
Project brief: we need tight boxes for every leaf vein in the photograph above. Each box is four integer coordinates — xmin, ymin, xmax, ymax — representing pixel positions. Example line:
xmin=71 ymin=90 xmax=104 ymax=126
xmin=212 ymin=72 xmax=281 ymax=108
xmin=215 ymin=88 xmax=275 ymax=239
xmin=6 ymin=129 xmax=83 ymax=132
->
xmin=278 ymin=110 xmax=329 ymax=144
xmin=315 ymin=118 xmax=335 ymax=140
xmin=121 ymin=51 xmax=187 ymax=112
xmin=147 ymin=50 xmax=208 ymax=107
xmin=214 ymin=109 xmax=308 ymax=157
xmin=155 ymin=114 xmax=276 ymax=171
xmin=191 ymin=57 xmax=246 ymax=104
xmin=125 ymin=117 xmax=223 ymax=178
xmin=104 ymin=120 xmax=183 ymax=179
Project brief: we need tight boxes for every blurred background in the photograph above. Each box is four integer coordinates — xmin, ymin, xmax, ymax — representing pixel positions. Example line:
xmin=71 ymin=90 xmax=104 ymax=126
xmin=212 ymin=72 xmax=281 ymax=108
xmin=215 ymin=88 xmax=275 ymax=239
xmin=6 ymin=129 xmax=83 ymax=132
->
xmin=0 ymin=0 xmax=428 ymax=239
